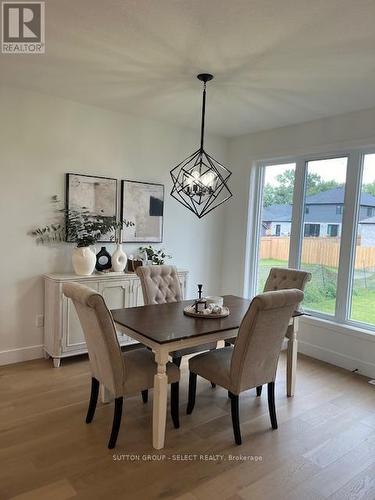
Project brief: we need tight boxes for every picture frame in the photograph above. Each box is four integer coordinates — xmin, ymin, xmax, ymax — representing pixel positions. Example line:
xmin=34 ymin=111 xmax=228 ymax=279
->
xmin=121 ymin=180 xmax=164 ymax=243
xmin=65 ymin=173 xmax=118 ymax=243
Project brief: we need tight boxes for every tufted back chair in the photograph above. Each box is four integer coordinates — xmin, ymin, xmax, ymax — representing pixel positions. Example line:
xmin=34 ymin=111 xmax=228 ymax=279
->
xmin=136 ymin=265 xmax=182 ymax=305
xmin=263 ymin=267 xmax=311 ymax=306
xmin=230 ymin=289 xmax=304 ymax=393
xmin=63 ymin=282 xmax=125 ymax=397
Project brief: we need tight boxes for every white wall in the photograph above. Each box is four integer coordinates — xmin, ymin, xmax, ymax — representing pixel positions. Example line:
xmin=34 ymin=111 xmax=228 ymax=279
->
xmin=0 ymin=86 xmax=228 ymax=364
xmin=223 ymin=107 xmax=375 ymax=378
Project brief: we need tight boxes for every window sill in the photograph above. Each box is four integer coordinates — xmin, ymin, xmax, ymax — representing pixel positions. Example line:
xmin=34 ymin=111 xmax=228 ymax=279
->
xmin=299 ymin=314 xmax=375 ymax=343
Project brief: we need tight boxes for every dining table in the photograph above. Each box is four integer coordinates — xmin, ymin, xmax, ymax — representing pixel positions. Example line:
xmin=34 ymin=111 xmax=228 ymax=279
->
xmin=111 ymin=294 xmax=302 ymax=450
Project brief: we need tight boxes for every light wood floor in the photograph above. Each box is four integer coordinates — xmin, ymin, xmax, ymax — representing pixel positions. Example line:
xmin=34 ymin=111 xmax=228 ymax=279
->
xmin=1 ymin=352 xmax=375 ymax=500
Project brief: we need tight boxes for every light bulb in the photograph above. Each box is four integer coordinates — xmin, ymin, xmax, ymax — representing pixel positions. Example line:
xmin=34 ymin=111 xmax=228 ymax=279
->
xmin=201 ymin=171 xmax=216 ymax=187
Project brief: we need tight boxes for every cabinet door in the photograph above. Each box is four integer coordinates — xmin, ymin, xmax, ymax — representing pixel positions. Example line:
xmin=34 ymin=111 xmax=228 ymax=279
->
xmin=98 ymin=279 xmax=138 ymax=345
xmin=62 ymin=281 xmax=99 ymax=352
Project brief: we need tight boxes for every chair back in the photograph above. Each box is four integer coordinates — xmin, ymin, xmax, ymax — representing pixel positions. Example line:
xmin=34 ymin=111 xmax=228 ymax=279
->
xmin=230 ymin=289 xmax=304 ymax=393
xmin=136 ymin=265 xmax=182 ymax=305
xmin=263 ymin=267 xmax=311 ymax=294
xmin=63 ymin=282 xmax=125 ymax=397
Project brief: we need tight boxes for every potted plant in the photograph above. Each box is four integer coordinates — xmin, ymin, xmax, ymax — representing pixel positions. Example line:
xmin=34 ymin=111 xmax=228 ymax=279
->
xmin=30 ymin=196 xmax=134 ymax=275
xmin=139 ymin=245 xmax=172 ymax=265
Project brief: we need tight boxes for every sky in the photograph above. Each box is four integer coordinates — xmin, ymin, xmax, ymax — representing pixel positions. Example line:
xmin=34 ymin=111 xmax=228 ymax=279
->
xmin=264 ymin=154 xmax=375 ymax=186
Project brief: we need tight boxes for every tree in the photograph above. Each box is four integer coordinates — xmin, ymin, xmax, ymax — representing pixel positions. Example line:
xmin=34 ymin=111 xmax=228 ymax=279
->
xmin=263 ymin=169 xmax=342 ymax=207
xmin=363 ymin=182 xmax=375 ymax=197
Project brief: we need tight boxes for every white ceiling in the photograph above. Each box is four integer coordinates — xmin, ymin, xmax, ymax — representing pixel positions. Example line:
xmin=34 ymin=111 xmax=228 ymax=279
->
xmin=1 ymin=0 xmax=375 ymax=137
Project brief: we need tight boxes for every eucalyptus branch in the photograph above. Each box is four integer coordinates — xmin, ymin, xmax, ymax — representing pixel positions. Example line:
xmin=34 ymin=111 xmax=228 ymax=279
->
xmin=30 ymin=196 xmax=134 ymax=247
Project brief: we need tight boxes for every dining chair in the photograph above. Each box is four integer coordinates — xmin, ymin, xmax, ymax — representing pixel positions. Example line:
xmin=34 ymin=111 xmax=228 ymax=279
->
xmin=227 ymin=267 xmax=311 ymax=396
xmin=186 ymin=289 xmax=304 ymax=445
xmin=63 ymin=282 xmax=180 ymax=449
xmin=136 ymin=265 xmax=218 ymax=369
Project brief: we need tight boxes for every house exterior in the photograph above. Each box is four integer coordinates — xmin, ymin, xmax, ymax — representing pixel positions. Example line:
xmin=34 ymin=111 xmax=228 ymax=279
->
xmin=262 ymin=187 xmax=375 ymax=244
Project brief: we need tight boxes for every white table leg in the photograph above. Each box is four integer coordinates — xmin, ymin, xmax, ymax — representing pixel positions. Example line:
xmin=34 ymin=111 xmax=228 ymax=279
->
xmin=286 ymin=320 xmax=298 ymax=397
xmin=152 ymin=348 xmax=169 ymax=450
xmin=100 ymin=384 xmax=113 ymax=404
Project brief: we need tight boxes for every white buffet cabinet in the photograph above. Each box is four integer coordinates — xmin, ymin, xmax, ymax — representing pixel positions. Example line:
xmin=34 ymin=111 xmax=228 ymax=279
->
xmin=44 ymin=270 xmax=188 ymax=367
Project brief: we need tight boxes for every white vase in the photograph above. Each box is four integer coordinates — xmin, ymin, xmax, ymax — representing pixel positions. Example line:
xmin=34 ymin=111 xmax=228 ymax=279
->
xmin=111 ymin=244 xmax=127 ymax=272
xmin=72 ymin=246 xmax=96 ymax=276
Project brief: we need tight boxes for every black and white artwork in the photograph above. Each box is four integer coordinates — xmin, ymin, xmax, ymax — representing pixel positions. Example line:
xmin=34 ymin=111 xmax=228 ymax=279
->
xmin=66 ymin=173 xmax=117 ymax=242
xmin=121 ymin=180 xmax=164 ymax=242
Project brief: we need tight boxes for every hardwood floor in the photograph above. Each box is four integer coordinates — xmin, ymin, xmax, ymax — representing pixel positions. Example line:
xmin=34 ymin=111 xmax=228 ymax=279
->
xmin=1 ymin=352 xmax=375 ymax=500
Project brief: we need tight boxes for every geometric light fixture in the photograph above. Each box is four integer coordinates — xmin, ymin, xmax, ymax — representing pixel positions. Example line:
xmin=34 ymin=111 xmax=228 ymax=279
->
xmin=170 ymin=73 xmax=232 ymax=218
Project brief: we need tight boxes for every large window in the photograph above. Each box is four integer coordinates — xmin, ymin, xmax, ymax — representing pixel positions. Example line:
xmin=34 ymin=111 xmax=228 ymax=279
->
xmin=350 ymin=154 xmax=375 ymax=327
xmin=256 ymin=163 xmax=296 ymax=293
xmin=251 ymin=149 xmax=375 ymax=331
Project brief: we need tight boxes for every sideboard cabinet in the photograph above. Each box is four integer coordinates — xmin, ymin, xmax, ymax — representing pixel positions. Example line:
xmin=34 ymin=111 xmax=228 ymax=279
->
xmin=44 ymin=270 xmax=188 ymax=367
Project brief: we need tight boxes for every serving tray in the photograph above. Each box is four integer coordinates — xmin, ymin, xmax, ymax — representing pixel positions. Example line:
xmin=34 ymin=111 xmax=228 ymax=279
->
xmin=183 ymin=305 xmax=230 ymax=319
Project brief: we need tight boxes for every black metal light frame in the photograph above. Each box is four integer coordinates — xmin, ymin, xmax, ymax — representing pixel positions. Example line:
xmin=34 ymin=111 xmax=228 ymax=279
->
xmin=170 ymin=74 xmax=232 ymax=218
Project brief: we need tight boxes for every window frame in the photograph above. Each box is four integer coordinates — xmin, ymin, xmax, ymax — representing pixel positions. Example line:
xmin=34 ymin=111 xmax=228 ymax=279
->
xmin=247 ymin=147 xmax=375 ymax=334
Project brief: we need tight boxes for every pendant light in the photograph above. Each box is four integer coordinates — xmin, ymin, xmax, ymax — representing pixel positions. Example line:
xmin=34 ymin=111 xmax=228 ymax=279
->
xmin=170 ymin=74 xmax=232 ymax=218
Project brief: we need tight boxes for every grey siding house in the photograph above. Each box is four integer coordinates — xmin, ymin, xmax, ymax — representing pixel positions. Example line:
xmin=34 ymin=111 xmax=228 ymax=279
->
xmin=262 ymin=187 xmax=375 ymax=244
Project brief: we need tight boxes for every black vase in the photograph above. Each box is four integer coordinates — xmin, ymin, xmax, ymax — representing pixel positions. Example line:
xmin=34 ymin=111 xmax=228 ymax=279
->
xmin=95 ymin=246 xmax=112 ymax=271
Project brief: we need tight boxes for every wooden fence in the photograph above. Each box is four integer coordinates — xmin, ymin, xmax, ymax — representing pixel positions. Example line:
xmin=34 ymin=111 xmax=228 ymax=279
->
xmin=260 ymin=237 xmax=375 ymax=270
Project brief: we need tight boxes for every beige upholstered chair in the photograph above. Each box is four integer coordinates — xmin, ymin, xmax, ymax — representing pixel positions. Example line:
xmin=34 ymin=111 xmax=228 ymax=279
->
xmin=227 ymin=267 xmax=311 ymax=396
xmin=63 ymin=282 xmax=180 ymax=449
xmin=263 ymin=267 xmax=312 ymax=299
xmin=136 ymin=265 xmax=217 ymax=368
xmin=187 ymin=289 xmax=304 ymax=445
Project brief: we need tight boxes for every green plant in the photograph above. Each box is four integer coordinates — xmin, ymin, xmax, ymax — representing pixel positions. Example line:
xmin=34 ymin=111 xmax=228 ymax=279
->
xmin=30 ymin=196 xmax=134 ymax=247
xmin=139 ymin=245 xmax=172 ymax=265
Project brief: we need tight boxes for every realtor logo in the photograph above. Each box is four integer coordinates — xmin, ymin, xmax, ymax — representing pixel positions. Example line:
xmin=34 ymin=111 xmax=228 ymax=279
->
xmin=2 ymin=2 xmax=45 ymax=53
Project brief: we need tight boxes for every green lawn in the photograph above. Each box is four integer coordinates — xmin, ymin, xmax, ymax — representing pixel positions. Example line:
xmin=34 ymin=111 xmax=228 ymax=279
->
xmin=258 ymin=258 xmax=375 ymax=325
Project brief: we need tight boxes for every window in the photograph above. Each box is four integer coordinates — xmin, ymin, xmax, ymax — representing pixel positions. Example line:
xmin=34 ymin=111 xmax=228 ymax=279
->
xmin=327 ymin=224 xmax=339 ymax=237
xmin=304 ymin=223 xmax=320 ymax=237
xmin=301 ymin=157 xmax=347 ymax=315
xmin=250 ymin=151 xmax=375 ymax=330
xmin=350 ymin=153 xmax=375 ymax=327
xmin=256 ymin=162 xmax=296 ymax=293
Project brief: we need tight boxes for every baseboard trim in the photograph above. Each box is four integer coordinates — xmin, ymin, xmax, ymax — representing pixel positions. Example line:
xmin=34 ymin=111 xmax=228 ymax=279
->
xmin=298 ymin=340 xmax=375 ymax=379
xmin=0 ymin=345 xmax=44 ymax=366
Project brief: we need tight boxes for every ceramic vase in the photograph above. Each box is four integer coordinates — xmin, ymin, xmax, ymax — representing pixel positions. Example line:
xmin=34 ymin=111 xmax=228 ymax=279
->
xmin=72 ymin=246 xmax=96 ymax=276
xmin=95 ymin=246 xmax=112 ymax=272
xmin=112 ymin=244 xmax=127 ymax=272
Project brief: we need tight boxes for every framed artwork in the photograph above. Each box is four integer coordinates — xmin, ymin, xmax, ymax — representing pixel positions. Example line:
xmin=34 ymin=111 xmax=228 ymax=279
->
xmin=65 ymin=173 xmax=118 ymax=242
xmin=121 ymin=180 xmax=164 ymax=243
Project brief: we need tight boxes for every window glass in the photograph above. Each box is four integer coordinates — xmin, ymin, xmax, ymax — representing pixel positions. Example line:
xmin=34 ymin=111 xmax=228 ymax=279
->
xmin=257 ymin=163 xmax=296 ymax=292
xmin=301 ymin=157 xmax=348 ymax=315
xmin=350 ymin=154 xmax=375 ymax=326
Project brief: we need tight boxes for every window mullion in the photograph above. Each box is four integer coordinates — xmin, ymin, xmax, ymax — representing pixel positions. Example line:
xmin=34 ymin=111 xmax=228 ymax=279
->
xmin=288 ymin=158 xmax=306 ymax=269
xmin=335 ymin=151 xmax=363 ymax=322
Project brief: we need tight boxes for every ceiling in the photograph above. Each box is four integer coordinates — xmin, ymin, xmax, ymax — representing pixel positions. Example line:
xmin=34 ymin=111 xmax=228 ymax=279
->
xmin=1 ymin=0 xmax=375 ymax=137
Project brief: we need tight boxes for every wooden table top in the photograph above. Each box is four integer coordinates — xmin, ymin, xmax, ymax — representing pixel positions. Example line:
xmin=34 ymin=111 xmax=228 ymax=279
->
xmin=111 ymin=295 xmax=251 ymax=344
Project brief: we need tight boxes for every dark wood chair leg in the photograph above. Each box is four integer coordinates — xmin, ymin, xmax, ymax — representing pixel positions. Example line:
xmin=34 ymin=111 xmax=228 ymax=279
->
xmin=230 ymin=392 xmax=242 ymax=445
xmin=256 ymin=385 xmax=262 ymax=397
xmin=172 ymin=356 xmax=182 ymax=368
xmin=108 ymin=397 xmax=123 ymax=449
xmin=211 ymin=382 xmax=216 ymax=388
xmin=267 ymin=382 xmax=278 ymax=429
xmin=86 ymin=377 xmax=99 ymax=423
xmin=228 ymin=390 xmax=234 ymax=399
xmin=186 ymin=372 xmax=197 ymax=415
xmin=171 ymin=382 xmax=180 ymax=429
xmin=141 ymin=390 xmax=148 ymax=403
